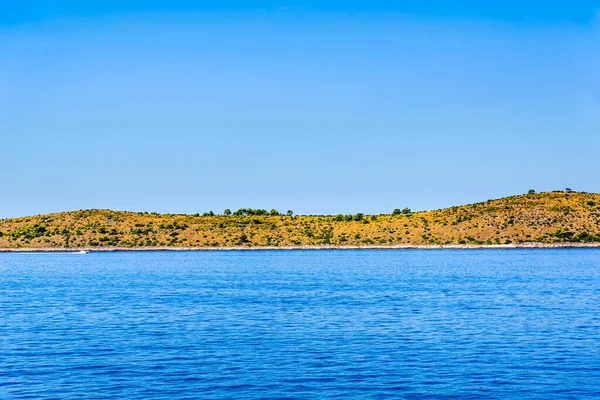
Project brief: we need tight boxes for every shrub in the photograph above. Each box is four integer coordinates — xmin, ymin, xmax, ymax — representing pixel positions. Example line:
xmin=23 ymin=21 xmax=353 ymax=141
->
xmin=551 ymin=229 xmax=574 ymax=239
xmin=239 ymin=234 xmax=250 ymax=244
xmin=10 ymin=224 xmax=48 ymax=240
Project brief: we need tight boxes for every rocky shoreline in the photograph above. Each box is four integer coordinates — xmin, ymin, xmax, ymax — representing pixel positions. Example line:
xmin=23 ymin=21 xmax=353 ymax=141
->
xmin=2 ymin=243 xmax=600 ymax=252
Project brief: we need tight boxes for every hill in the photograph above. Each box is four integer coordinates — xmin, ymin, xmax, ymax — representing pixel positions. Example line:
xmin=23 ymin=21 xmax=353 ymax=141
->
xmin=1 ymin=191 xmax=600 ymax=250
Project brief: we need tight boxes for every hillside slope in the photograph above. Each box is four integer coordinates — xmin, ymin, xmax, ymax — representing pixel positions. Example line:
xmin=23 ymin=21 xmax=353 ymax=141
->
xmin=1 ymin=192 xmax=600 ymax=249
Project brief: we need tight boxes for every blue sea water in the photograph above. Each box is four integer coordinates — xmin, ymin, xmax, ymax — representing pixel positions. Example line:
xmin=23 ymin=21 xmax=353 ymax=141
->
xmin=1 ymin=249 xmax=600 ymax=399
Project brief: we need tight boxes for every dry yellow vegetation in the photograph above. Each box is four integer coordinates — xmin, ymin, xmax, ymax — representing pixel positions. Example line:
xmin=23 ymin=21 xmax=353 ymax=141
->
xmin=1 ymin=191 xmax=600 ymax=249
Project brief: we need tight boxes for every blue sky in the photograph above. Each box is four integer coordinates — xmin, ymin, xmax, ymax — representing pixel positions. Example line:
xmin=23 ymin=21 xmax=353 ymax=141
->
xmin=1 ymin=1 xmax=599 ymax=217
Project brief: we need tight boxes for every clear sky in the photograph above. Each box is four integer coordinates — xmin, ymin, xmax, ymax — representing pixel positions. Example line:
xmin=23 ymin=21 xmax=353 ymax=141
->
xmin=1 ymin=1 xmax=599 ymax=217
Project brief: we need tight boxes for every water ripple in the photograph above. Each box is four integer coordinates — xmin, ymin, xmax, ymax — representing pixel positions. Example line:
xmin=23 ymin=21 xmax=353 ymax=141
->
xmin=1 ymin=249 xmax=600 ymax=399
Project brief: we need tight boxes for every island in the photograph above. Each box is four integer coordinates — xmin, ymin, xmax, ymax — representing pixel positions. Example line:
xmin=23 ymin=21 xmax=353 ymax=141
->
xmin=1 ymin=191 xmax=600 ymax=251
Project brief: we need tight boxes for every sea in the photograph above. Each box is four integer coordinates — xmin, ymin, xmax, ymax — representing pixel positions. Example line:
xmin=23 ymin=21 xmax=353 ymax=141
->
xmin=1 ymin=249 xmax=599 ymax=399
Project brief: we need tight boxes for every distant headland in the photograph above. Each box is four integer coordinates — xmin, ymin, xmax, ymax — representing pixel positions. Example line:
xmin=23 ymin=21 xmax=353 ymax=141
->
xmin=2 ymin=191 xmax=600 ymax=251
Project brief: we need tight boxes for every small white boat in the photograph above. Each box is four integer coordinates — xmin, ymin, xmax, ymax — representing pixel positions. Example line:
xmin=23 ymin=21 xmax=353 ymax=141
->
xmin=78 ymin=250 xmax=89 ymax=254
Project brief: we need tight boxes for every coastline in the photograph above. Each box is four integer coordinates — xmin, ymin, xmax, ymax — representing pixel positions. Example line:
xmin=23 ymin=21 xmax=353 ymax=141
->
xmin=2 ymin=243 xmax=600 ymax=252
xmin=3 ymin=193 xmax=600 ymax=253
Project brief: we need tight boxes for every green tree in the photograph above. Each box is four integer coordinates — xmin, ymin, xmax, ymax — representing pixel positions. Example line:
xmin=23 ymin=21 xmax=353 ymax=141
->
xmin=233 ymin=208 xmax=269 ymax=216
xmin=402 ymin=208 xmax=412 ymax=215
xmin=286 ymin=210 xmax=293 ymax=216
xmin=270 ymin=209 xmax=279 ymax=216
xmin=223 ymin=209 xmax=232 ymax=216
xmin=392 ymin=208 xmax=401 ymax=216
xmin=528 ymin=189 xmax=536 ymax=194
